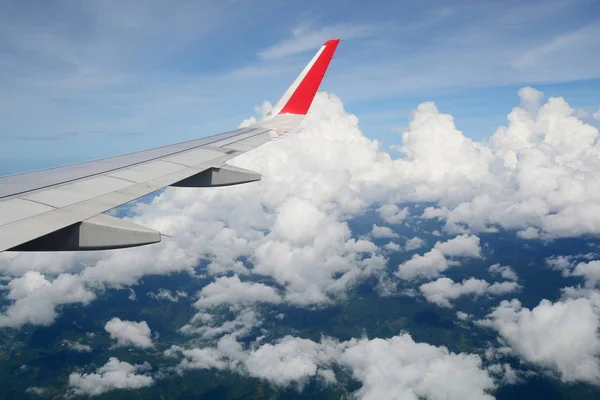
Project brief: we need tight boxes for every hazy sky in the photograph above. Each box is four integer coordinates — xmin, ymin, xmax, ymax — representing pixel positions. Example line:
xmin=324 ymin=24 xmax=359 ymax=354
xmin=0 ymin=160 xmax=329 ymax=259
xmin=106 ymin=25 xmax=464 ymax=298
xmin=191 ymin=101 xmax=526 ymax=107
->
xmin=1 ymin=0 xmax=599 ymax=174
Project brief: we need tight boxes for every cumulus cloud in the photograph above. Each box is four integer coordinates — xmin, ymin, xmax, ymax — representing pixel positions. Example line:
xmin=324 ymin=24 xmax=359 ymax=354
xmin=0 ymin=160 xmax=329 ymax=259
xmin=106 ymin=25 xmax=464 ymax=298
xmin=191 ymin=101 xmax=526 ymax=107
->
xmin=0 ymin=272 xmax=95 ymax=328
xmin=377 ymin=204 xmax=409 ymax=224
xmin=478 ymin=296 xmax=600 ymax=384
xmin=546 ymin=255 xmax=574 ymax=272
xmin=147 ymin=289 xmax=188 ymax=302
xmin=405 ymin=236 xmax=424 ymax=251
xmin=545 ymin=254 xmax=600 ymax=287
xmin=417 ymin=91 xmax=600 ymax=239
xmin=488 ymin=264 xmax=518 ymax=281
xmin=383 ymin=242 xmax=401 ymax=252
xmin=572 ymin=261 xmax=600 ymax=288
xmin=433 ymin=234 xmax=482 ymax=258
xmin=370 ymin=224 xmax=398 ymax=238
xmin=419 ymin=277 xmax=520 ymax=308
xmin=518 ymin=86 xmax=544 ymax=116
xmin=456 ymin=311 xmax=471 ymax=321
xmin=180 ymin=307 xmax=261 ymax=339
xmin=5 ymin=86 xmax=599 ymax=395
xmin=172 ymin=333 xmax=494 ymax=399
xmin=193 ymin=275 xmax=282 ymax=309
xmin=0 ymin=92 xmax=389 ymax=323
xmin=396 ymin=235 xmax=482 ymax=280
xmin=243 ymin=336 xmax=338 ymax=387
xmin=62 ymin=340 xmax=92 ymax=353
xmin=396 ymin=249 xmax=449 ymax=280
xmin=487 ymin=363 xmax=521 ymax=385
xmin=104 ymin=318 xmax=153 ymax=349
xmin=339 ymin=335 xmax=494 ymax=400
xmin=69 ymin=357 xmax=153 ymax=396
xmin=2 ymin=87 xmax=600 ymax=327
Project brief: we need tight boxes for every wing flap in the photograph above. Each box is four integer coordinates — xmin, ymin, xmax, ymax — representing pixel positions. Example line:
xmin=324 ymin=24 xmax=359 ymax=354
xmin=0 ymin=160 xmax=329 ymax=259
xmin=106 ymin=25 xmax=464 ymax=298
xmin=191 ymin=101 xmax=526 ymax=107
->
xmin=0 ymin=198 xmax=55 ymax=226
xmin=0 ymin=150 xmax=236 ymax=252
xmin=11 ymin=214 xmax=161 ymax=251
xmin=107 ymin=160 xmax=188 ymax=183
xmin=221 ymin=131 xmax=272 ymax=153
xmin=164 ymin=148 xmax=227 ymax=167
xmin=22 ymin=175 xmax=134 ymax=208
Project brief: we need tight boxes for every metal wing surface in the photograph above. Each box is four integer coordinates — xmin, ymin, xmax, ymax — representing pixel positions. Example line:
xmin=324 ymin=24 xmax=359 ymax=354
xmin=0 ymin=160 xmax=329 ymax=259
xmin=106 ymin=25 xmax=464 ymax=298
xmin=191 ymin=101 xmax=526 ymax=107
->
xmin=0 ymin=39 xmax=340 ymax=253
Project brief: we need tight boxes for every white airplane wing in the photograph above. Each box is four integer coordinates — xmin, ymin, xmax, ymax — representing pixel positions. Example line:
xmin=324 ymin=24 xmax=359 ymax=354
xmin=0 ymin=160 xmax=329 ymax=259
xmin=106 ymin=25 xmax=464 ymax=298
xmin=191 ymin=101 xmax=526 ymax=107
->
xmin=0 ymin=39 xmax=340 ymax=252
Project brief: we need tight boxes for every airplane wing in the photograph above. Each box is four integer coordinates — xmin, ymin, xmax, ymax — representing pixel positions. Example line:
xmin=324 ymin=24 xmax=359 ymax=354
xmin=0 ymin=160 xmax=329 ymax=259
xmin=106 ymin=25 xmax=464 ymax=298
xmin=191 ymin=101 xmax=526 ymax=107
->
xmin=0 ymin=39 xmax=340 ymax=253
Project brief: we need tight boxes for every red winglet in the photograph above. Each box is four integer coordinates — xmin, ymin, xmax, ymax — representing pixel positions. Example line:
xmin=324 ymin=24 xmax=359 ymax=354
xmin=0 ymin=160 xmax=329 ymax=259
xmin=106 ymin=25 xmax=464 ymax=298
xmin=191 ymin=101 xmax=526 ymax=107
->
xmin=278 ymin=38 xmax=340 ymax=115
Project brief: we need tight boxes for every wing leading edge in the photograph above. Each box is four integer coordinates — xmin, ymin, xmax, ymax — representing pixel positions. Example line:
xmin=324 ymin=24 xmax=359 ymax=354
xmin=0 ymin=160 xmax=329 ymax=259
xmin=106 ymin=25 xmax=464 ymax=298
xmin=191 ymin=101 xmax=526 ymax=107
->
xmin=0 ymin=38 xmax=340 ymax=253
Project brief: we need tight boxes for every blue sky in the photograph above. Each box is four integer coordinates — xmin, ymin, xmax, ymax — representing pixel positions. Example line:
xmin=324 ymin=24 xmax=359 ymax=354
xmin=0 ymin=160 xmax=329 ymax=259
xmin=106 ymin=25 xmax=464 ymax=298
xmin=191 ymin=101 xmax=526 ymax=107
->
xmin=1 ymin=0 xmax=599 ymax=175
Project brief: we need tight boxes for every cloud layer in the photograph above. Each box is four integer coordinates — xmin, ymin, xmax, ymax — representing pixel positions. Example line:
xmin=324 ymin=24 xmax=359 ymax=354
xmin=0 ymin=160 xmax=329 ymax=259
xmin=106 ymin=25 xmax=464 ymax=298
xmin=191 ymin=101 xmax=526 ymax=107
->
xmin=1 ymin=87 xmax=599 ymax=328
xmin=1 ymin=88 xmax=600 ymax=397
xmin=170 ymin=332 xmax=495 ymax=400
xmin=420 ymin=277 xmax=520 ymax=308
xmin=479 ymin=294 xmax=600 ymax=384
xmin=69 ymin=357 xmax=154 ymax=396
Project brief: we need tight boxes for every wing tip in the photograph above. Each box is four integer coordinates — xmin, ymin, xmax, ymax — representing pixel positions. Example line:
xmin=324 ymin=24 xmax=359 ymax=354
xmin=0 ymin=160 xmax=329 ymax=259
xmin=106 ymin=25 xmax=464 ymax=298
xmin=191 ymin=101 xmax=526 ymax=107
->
xmin=276 ymin=38 xmax=340 ymax=116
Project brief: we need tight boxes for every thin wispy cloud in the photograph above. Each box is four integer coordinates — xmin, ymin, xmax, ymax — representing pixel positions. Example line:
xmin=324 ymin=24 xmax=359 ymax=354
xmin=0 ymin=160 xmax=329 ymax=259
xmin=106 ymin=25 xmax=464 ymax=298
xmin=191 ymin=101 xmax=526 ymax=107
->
xmin=258 ymin=24 xmax=374 ymax=60
xmin=512 ymin=23 xmax=600 ymax=69
xmin=0 ymin=0 xmax=599 ymax=174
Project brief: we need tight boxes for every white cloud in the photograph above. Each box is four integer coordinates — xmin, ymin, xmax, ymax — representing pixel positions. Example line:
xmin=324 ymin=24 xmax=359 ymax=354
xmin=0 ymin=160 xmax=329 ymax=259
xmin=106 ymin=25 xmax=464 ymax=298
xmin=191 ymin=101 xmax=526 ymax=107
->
xmin=544 ymin=255 xmax=600 ymax=287
xmin=69 ymin=357 xmax=153 ymax=396
xmin=546 ymin=255 xmax=573 ymax=272
xmin=433 ymin=234 xmax=482 ymax=258
xmin=487 ymin=363 xmax=521 ymax=385
xmin=594 ymin=106 xmax=600 ymax=122
xmin=405 ymin=236 xmax=424 ymax=251
xmin=419 ymin=277 xmax=520 ymax=308
xmin=243 ymin=336 xmax=338 ymax=387
xmin=406 ymin=91 xmax=600 ymax=239
xmin=383 ymin=242 xmax=401 ymax=252
xmin=176 ymin=345 xmax=229 ymax=371
xmin=25 ymin=387 xmax=46 ymax=396
xmin=173 ymin=333 xmax=494 ymax=399
xmin=2 ymin=88 xmax=600 ymax=327
xmin=488 ymin=264 xmax=518 ymax=281
xmin=0 ymin=272 xmax=95 ymax=328
xmin=378 ymin=204 xmax=409 ymax=224
xmin=193 ymin=275 xmax=282 ymax=309
xmin=104 ymin=318 xmax=153 ymax=349
xmin=396 ymin=249 xmax=449 ymax=280
xmin=396 ymin=235 xmax=482 ymax=280
xmin=518 ymin=86 xmax=544 ymax=115
xmin=62 ymin=340 xmax=92 ymax=353
xmin=478 ymin=295 xmax=600 ymax=384
xmin=456 ymin=311 xmax=471 ymax=321
xmin=5 ymin=271 xmax=50 ymax=300
xmin=370 ymin=224 xmax=398 ymax=239
xmin=517 ymin=227 xmax=540 ymax=239
xmin=572 ymin=261 xmax=600 ymax=288
xmin=487 ymin=281 xmax=521 ymax=295
xmin=339 ymin=335 xmax=494 ymax=400
xmin=180 ymin=307 xmax=260 ymax=339
xmin=147 ymin=289 xmax=188 ymax=302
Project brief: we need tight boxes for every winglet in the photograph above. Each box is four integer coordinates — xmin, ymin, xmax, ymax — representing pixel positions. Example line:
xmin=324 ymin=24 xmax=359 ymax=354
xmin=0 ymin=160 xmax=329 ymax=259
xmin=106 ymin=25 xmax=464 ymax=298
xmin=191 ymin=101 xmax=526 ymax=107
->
xmin=270 ymin=39 xmax=340 ymax=117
